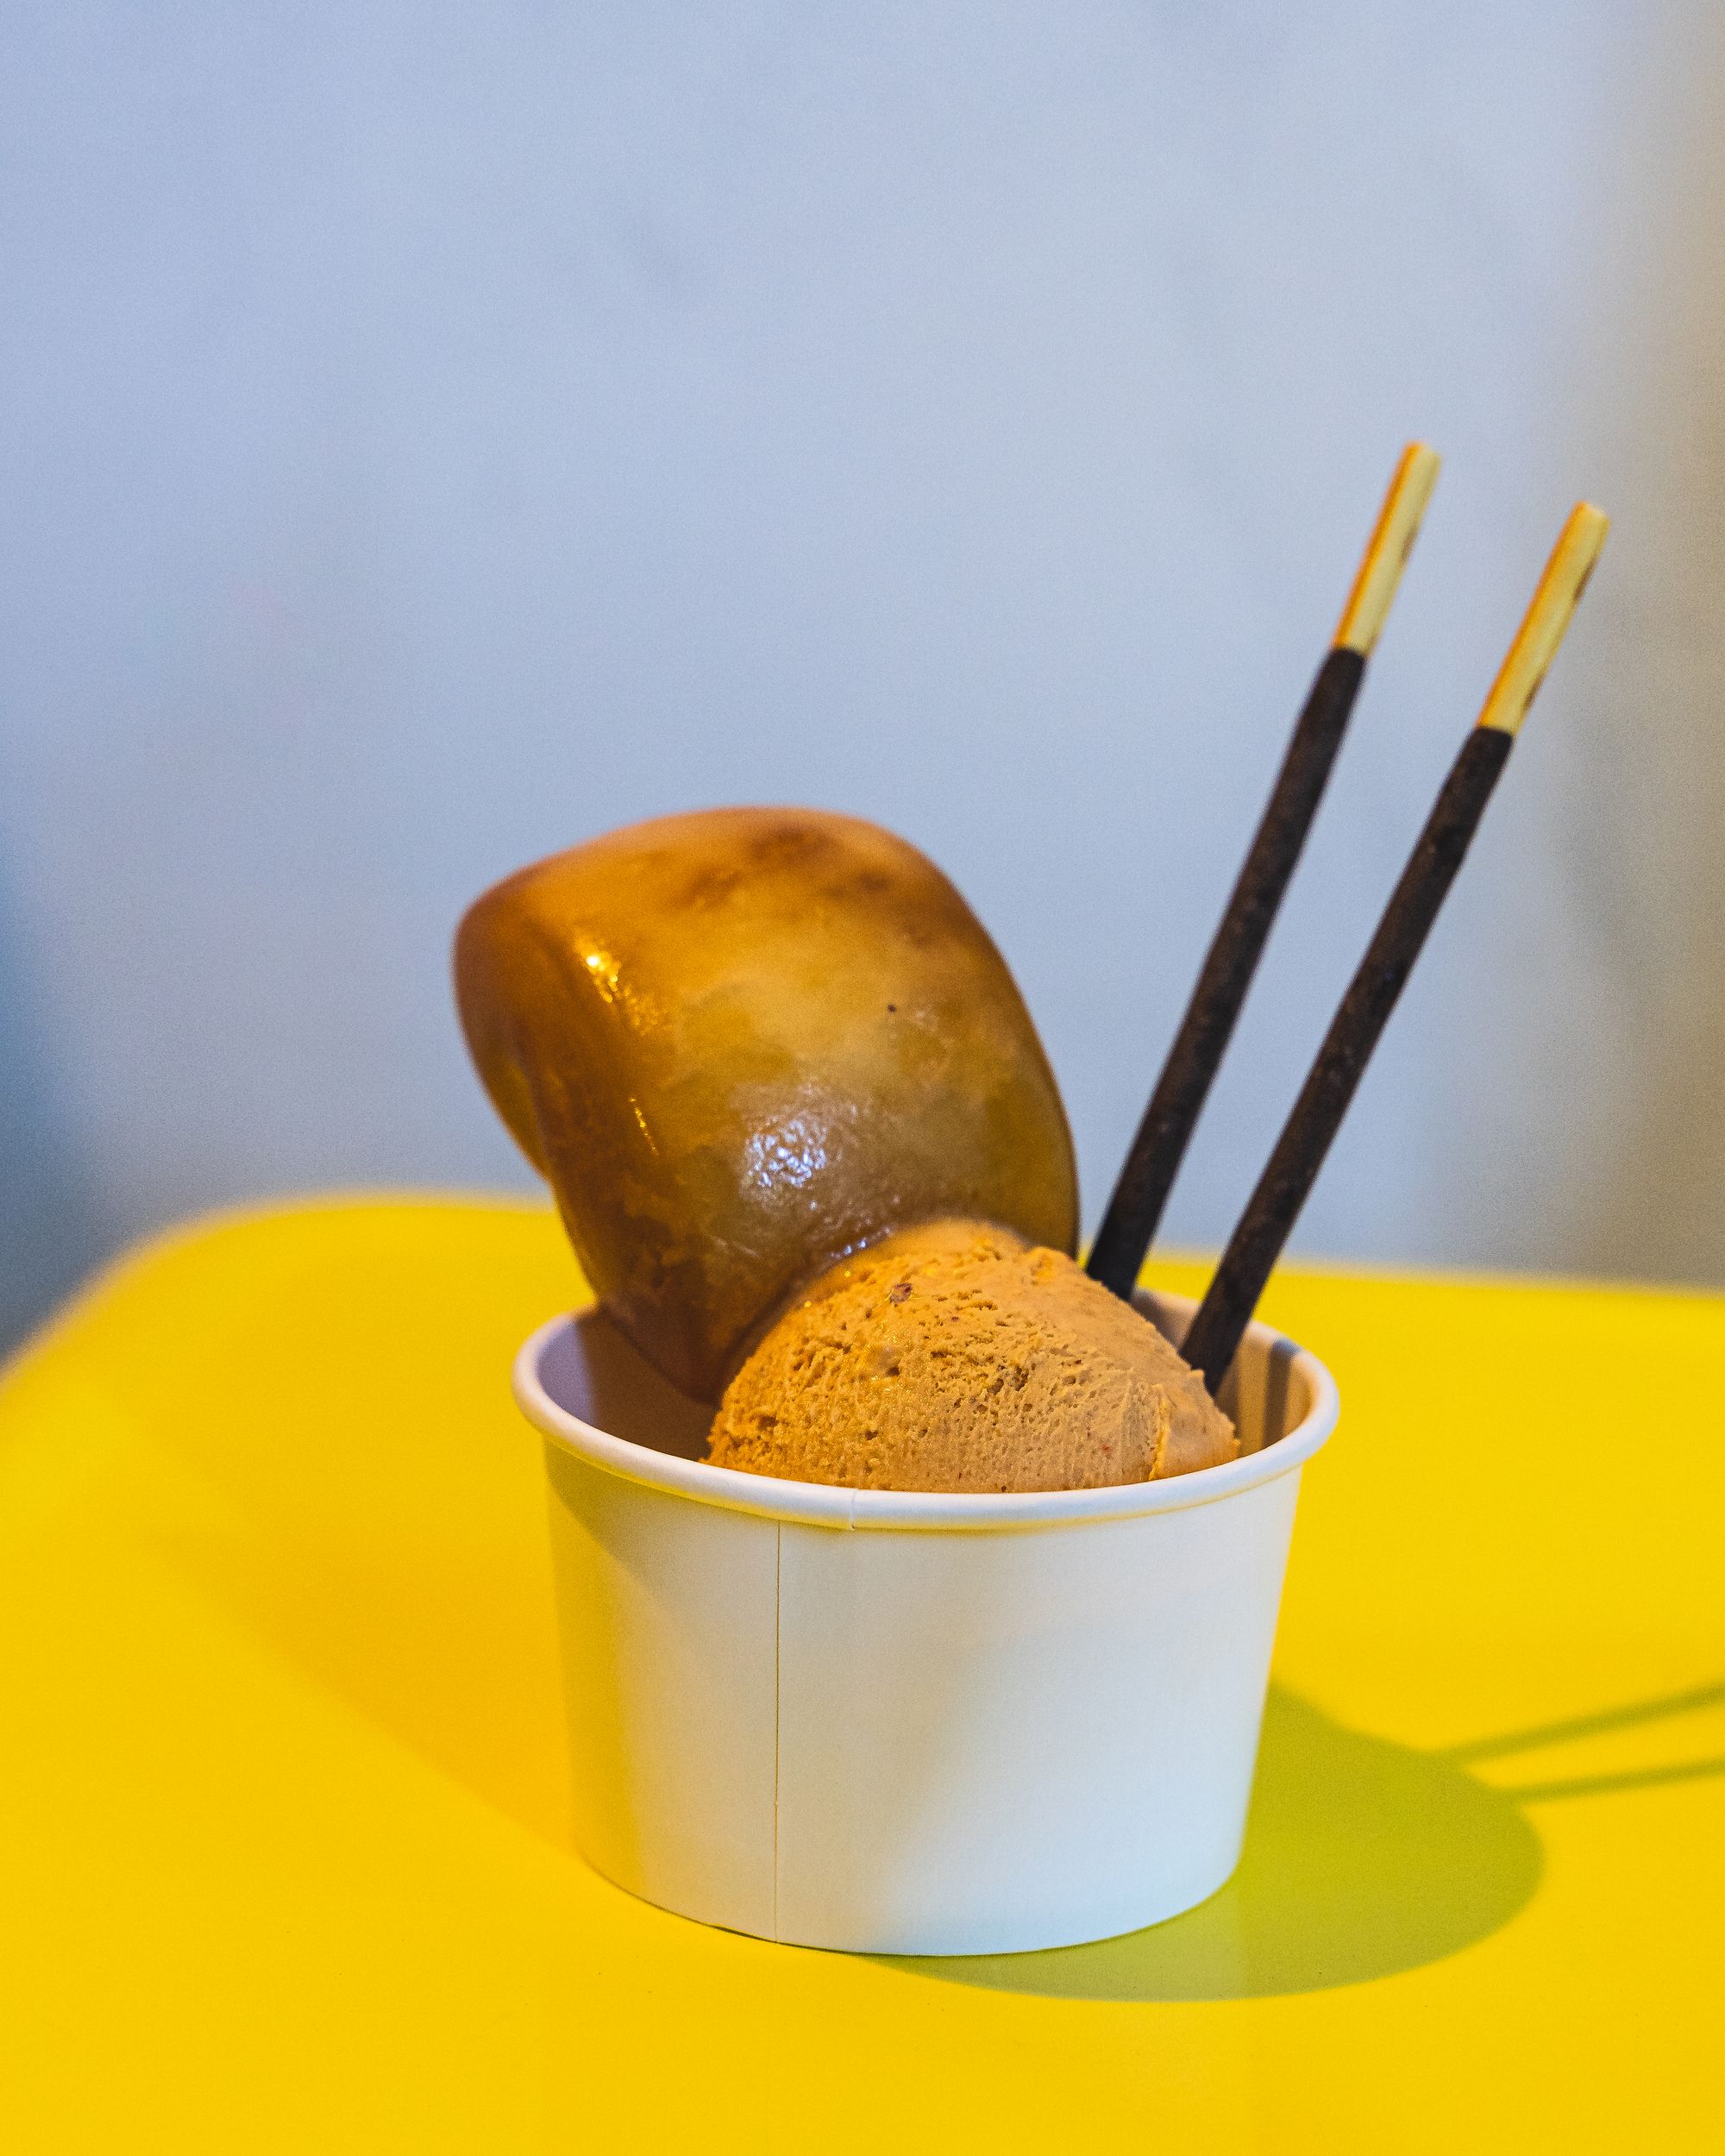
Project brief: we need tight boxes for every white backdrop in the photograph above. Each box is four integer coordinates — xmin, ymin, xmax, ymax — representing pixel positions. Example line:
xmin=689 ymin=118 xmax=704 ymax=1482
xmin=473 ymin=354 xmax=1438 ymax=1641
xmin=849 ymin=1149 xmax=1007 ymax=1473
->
xmin=5 ymin=2 xmax=1725 ymax=1347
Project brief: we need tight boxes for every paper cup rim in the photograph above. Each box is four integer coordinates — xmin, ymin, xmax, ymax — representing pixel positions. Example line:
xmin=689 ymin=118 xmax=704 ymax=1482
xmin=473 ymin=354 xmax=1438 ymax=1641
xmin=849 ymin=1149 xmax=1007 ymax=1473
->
xmin=512 ymin=1292 xmax=1339 ymax=1533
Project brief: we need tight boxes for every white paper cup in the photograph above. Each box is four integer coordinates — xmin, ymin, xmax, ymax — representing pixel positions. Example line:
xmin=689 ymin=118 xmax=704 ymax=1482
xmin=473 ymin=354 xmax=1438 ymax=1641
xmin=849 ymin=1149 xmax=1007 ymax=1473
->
xmin=515 ymin=1291 xmax=1339 ymax=1957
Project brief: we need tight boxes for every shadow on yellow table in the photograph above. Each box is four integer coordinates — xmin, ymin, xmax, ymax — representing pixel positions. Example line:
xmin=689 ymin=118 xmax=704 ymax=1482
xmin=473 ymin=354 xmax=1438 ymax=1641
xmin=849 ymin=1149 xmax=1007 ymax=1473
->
xmin=903 ymin=1677 xmax=1725 ymax=2003
xmin=897 ymin=1685 xmax=1541 ymax=2001
xmin=3 ymin=1196 xmax=1724 ymax=2152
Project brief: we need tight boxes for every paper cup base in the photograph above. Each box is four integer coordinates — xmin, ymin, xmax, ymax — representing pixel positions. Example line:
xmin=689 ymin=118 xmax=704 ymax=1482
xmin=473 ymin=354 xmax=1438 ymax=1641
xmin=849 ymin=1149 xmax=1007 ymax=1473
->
xmin=518 ymin=1292 xmax=1339 ymax=1957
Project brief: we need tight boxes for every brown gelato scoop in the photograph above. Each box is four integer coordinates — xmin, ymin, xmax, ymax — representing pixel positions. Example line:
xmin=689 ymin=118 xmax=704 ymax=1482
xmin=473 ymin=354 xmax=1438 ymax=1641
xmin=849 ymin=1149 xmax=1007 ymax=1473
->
xmin=706 ymin=1225 xmax=1237 ymax=1493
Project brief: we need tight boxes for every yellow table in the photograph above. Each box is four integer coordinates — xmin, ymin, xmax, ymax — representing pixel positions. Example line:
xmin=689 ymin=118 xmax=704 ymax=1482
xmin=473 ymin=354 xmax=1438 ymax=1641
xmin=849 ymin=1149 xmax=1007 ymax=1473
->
xmin=3 ymin=1199 xmax=1722 ymax=2151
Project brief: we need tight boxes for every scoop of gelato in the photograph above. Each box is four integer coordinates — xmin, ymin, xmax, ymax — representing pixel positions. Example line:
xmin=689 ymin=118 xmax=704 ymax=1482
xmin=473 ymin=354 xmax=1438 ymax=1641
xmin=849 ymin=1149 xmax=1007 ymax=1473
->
xmin=706 ymin=1226 xmax=1236 ymax=1494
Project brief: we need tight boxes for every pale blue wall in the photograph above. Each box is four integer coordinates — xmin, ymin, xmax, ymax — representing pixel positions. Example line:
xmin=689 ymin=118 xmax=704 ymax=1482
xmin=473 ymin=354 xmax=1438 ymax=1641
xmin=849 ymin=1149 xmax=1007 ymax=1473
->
xmin=5 ymin=3 xmax=1724 ymax=1346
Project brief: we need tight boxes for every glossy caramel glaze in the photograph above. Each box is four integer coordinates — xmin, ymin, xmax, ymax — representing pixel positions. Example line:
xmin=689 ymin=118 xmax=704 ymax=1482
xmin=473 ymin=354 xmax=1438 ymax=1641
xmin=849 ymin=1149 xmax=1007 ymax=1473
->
xmin=455 ymin=808 xmax=1078 ymax=1400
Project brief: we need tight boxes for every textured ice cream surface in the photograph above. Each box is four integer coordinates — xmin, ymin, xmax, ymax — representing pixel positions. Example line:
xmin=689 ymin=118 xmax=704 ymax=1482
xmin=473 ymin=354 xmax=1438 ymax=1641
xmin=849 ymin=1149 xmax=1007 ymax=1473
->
xmin=706 ymin=1226 xmax=1237 ymax=1494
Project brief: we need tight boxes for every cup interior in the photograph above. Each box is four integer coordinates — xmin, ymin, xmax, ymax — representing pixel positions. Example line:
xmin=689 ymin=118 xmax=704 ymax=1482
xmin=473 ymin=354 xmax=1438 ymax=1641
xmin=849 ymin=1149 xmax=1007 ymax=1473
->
xmin=537 ymin=1311 xmax=713 ymax=1459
